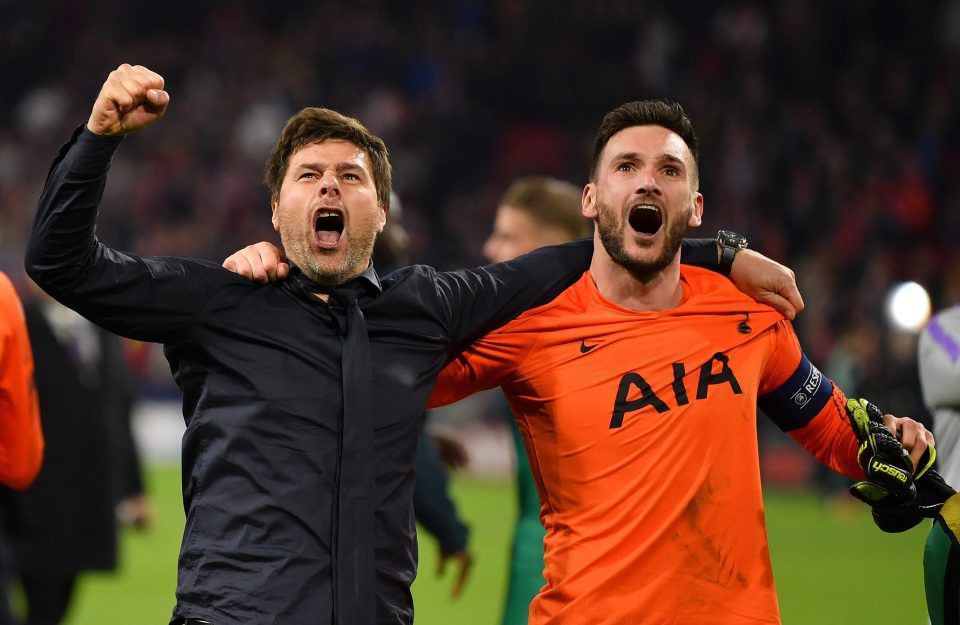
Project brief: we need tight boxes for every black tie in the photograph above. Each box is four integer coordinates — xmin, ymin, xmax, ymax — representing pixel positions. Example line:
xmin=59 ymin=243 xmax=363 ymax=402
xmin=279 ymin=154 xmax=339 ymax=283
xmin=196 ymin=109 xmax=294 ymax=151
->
xmin=330 ymin=287 xmax=376 ymax=624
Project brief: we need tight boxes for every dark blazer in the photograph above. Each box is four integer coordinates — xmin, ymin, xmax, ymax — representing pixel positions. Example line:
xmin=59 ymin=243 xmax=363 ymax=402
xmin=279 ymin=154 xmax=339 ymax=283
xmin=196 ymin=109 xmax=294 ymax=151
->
xmin=10 ymin=303 xmax=143 ymax=575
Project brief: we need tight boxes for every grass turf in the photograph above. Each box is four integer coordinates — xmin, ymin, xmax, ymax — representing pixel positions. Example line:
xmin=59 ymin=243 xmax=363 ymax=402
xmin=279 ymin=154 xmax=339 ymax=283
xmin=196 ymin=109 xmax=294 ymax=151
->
xmin=57 ymin=464 xmax=928 ymax=625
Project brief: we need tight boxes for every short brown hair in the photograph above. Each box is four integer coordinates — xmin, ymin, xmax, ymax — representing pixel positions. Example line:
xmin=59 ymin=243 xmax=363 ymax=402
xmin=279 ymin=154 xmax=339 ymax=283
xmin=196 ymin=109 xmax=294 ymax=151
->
xmin=500 ymin=176 xmax=591 ymax=239
xmin=589 ymin=101 xmax=699 ymax=187
xmin=264 ymin=107 xmax=392 ymax=209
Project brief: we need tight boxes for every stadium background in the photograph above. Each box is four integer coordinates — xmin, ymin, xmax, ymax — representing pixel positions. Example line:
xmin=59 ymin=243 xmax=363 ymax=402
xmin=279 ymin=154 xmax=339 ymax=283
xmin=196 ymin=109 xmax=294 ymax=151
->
xmin=0 ymin=1 xmax=956 ymax=623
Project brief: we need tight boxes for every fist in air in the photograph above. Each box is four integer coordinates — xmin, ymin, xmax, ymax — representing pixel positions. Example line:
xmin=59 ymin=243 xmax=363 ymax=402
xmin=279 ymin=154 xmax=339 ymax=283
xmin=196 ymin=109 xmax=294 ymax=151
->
xmin=87 ymin=63 xmax=169 ymax=137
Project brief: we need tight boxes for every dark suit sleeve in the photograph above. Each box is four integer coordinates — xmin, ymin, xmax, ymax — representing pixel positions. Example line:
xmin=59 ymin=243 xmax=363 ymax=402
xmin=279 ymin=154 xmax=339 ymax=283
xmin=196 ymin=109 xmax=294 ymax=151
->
xmin=433 ymin=238 xmax=592 ymax=351
xmin=679 ymin=238 xmax=720 ymax=269
xmin=433 ymin=236 xmax=725 ymax=351
xmin=25 ymin=126 xmax=225 ymax=343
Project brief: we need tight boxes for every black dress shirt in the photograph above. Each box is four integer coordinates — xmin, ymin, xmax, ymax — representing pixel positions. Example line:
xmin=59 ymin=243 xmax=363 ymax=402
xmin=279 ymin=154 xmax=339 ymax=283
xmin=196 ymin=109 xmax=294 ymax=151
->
xmin=26 ymin=126 xmax=721 ymax=625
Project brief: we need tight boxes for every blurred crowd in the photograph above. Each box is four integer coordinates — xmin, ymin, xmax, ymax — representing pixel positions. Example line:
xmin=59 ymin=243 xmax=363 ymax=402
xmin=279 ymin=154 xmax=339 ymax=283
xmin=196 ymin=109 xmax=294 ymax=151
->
xmin=1 ymin=0 xmax=958 ymax=419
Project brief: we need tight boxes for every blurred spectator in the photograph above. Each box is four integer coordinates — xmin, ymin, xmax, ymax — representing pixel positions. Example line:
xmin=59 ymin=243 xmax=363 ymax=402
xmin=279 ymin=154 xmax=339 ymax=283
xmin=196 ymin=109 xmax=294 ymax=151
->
xmin=917 ymin=307 xmax=960 ymax=625
xmin=0 ymin=272 xmax=42 ymax=490
xmin=919 ymin=307 xmax=960 ymax=486
xmin=3 ymin=293 xmax=150 ymax=625
xmin=0 ymin=270 xmax=43 ymax=625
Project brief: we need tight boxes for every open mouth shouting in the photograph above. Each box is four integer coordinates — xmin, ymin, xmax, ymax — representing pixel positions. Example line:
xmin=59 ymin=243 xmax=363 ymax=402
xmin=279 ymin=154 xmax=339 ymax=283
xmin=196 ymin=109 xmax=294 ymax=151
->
xmin=313 ymin=207 xmax=345 ymax=248
xmin=627 ymin=204 xmax=663 ymax=237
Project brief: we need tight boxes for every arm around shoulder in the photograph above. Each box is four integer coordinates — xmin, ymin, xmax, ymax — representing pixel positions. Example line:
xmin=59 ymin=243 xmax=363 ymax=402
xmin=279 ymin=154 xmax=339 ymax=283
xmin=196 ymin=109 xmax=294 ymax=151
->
xmin=728 ymin=249 xmax=803 ymax=320
xmin=437 ymin=238 xmax=592 ymax=348
xmin=680 ymin=233 xmax=804 ymax=320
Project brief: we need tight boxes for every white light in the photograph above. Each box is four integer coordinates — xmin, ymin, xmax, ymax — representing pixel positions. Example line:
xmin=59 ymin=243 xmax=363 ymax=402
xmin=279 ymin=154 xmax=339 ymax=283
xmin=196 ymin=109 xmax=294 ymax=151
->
xmin=884 ymin=281 xmax=931 ymax=334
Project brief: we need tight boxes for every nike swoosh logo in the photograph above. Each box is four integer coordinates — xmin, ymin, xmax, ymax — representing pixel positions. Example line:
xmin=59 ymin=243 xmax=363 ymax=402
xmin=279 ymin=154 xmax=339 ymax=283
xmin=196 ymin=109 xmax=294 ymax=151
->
xmin=580 ymin=340 xmax=598 ymax=354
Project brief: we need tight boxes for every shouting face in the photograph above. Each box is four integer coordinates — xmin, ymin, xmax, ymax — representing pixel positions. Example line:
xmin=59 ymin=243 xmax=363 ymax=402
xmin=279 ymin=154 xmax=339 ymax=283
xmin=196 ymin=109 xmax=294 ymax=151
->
xmin=582 ymin=125 xmax=703 ymax=283
xmin=271 ymin=140 xmax=386 ymax=286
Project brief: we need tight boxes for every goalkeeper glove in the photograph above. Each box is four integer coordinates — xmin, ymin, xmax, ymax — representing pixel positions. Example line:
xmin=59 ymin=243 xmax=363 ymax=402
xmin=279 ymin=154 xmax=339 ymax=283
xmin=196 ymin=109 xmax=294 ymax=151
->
xmin=846 ymin=398 xmax=916 ymax=510
xmin=871 ymin=469 xmax=956 ymax=533
xmin=845 ymin=398 xmax=956 ymax=532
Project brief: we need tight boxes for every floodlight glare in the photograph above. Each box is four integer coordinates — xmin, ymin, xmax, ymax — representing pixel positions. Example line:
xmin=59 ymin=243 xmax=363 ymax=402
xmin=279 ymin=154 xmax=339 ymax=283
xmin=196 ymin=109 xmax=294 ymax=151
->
xmin=884 ymin=281 xmax=931 ymax=333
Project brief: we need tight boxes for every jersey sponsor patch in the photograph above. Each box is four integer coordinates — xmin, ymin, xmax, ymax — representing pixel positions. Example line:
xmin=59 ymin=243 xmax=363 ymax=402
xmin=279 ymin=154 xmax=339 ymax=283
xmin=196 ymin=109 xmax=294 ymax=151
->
xmin=758 ymin=355 xmax=833 ymax=432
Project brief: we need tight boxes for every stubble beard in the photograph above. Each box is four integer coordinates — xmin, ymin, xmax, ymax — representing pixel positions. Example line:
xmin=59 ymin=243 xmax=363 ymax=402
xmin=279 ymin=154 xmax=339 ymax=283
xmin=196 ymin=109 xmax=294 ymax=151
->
xmin=596 ymin=199 xmax=690 ymax=284
xmin=278 ymin=222 xmax=378 ymax=287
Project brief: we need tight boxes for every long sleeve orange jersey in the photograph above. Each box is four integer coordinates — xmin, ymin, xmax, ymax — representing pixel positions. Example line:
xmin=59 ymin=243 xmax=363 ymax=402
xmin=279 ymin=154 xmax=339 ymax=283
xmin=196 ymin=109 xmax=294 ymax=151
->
xmin=430 ymin=267 xmax=863 ymax=625
xmin=0 ymin=272 xmax=43 ymax=489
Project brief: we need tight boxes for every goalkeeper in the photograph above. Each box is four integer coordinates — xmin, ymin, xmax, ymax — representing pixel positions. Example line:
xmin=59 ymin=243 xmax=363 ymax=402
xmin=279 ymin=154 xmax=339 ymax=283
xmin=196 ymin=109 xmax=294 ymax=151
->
xmin=424 ymin=101 xmax=938 ymax=625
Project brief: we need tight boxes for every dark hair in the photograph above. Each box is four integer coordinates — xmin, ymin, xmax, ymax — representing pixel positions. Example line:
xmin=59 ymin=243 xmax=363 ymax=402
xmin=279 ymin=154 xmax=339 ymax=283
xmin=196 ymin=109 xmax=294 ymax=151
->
xmin=264 ymin=107 xmax=392 ymax=209
xmin=499 ymin=176 xmax=591 ymax=239
xmin=589 ymin=101 xmax=699 ymax=186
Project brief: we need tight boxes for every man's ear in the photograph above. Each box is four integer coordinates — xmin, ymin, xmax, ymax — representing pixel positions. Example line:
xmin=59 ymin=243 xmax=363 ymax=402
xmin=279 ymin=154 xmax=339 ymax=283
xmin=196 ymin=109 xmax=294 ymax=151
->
xmin=688 ymin=192 xmax=704 ymax=228
xmin=378 ymin=201 xmax=389 ymax=233
xmin=271 ymin=201 xmax=280 ymax=232
xmin=582 ymin=183 xmax=598 ymax=219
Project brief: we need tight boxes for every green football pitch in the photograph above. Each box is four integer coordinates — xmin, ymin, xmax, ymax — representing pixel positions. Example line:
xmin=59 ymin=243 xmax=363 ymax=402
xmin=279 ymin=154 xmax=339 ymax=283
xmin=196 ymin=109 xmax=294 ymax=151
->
xmin=52 ymin=463 xmax=929 ymax=625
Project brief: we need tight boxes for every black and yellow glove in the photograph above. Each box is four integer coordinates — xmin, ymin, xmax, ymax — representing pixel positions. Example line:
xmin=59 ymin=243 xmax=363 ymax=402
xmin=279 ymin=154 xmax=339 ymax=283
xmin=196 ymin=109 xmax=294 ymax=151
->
xmin=873 ymin=469 xmax=955 ymax=533
xmin=846 ymin=398 xmax=955 ymax=532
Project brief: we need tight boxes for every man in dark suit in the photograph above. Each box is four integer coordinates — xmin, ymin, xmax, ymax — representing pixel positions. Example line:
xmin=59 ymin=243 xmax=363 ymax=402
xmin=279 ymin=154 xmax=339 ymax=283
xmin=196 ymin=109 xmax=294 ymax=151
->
xmin=4 ymin=294 xmax=150 ymax=625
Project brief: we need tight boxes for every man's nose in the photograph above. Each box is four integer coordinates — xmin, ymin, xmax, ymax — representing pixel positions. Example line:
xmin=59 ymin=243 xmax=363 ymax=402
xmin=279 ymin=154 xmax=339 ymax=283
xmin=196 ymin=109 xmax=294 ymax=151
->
xmin=635 ymin=169 xmax=662 ymax=195
xmin=319 ymin=171 xmax=341 ymax=197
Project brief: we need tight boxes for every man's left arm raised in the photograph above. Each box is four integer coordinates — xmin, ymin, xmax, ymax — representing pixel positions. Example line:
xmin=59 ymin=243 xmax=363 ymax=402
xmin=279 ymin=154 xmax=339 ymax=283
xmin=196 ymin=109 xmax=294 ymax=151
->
xmin=26 ymin=64 xmax=224 ymax=343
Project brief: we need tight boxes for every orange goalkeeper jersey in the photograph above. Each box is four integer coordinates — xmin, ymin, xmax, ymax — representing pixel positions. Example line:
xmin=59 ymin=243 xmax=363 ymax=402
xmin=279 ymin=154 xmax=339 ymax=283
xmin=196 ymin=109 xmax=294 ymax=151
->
xmin=430 ymin=267 xmax=862 ymax=625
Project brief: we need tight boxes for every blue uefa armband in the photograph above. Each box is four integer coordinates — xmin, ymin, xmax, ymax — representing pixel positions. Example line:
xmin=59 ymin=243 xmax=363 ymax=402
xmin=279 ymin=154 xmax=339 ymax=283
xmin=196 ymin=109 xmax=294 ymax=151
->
xmin=758 ymin=355 xmax=833 ymax=432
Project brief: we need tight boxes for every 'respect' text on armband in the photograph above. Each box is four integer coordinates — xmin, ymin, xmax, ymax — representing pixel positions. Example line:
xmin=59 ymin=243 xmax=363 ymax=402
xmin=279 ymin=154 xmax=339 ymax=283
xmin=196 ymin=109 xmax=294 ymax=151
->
xmin=758 ymin=355 xmax=832 ymax=432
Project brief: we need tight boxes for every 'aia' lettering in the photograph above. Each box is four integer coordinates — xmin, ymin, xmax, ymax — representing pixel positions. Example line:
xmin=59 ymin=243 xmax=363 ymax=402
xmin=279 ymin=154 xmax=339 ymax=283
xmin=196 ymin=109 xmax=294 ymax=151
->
xmin=608 ymin=352 xmax=742 ymax=428
xmin=609 ymin=373 xmax=668 ymax=428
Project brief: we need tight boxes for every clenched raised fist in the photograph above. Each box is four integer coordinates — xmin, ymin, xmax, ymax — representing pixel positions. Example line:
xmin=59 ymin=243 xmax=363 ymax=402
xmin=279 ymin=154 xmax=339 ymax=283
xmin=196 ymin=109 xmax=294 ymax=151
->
xmin=87 ymin=63 xmax=169 ymax=137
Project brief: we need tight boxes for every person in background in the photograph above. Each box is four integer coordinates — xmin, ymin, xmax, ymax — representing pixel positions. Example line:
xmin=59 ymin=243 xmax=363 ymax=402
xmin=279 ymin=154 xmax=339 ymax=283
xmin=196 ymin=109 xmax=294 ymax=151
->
xmin=920 ymin=307 xmax=960 ymax=487
xmin=4 ymin=292 xmax=150 ymax=625
xmin=0 ymin=271 xmax=43 ymax=625
xmin=0 ymin=273 xmax=42 ymax=489
xmin=481 ymin=176 xmax=590 ymax=624
xmin=918 ymin=307 xmax=960 ymax=625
